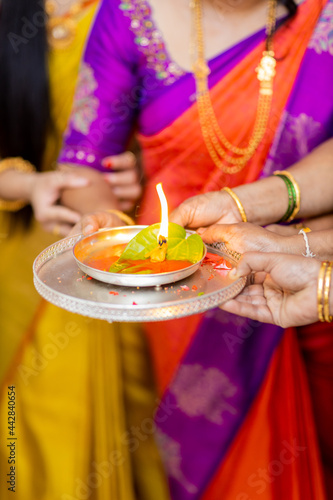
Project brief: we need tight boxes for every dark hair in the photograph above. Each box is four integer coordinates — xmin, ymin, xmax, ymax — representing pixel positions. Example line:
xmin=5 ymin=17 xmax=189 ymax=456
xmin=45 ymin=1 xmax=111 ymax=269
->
xmin=266 ymin=0 xmax=298 ymax=53
xmin=279 ymin=0 xmax=298 ymax=19
xmin=0 ymin=0 xmax=51 ymax=228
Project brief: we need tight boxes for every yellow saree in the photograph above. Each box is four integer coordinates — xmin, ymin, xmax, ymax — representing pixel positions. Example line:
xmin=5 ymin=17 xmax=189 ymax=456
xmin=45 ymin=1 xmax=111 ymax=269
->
xmin=0 ymin=3 xmax=168 ymax=499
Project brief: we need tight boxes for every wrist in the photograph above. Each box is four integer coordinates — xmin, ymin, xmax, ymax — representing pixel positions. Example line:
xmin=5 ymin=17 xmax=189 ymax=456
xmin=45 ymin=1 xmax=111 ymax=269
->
xmin=23 ymin=172 xmax=39 ymax=203
xmin=0 ymin=158 xmax=36 ymax=211
xmin=221 ymin=188 xmax=247 ymax=222
xmin=233 ymin=177 xmax=289 ymax=226
xmin=0 ymin=169 xmax=37 ymax=201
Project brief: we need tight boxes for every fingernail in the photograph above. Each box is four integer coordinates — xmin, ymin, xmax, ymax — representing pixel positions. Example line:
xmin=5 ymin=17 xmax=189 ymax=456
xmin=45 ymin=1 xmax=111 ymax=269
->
xmin=102 ymin=158 xmax=113 ymax=168
xmin=83 ymin=224 xmax=94 ymax=234
xmin=196 ymin=228 xmax=205 ymax=235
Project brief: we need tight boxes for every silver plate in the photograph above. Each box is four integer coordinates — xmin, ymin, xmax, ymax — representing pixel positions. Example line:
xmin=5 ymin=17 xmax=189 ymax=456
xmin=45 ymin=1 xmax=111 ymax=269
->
xmin=33 ymin=233 xmax=246 ymax=322
xmin=73 ymin=226 xmax=207 ymax=287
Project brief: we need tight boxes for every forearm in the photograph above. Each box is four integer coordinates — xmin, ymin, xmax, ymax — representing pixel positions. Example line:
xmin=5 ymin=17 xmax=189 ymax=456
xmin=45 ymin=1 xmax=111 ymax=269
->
xmin=59 ymin=164 xmax=120 ymax=214
xmin=233 ymin=138 xmax=333 ymax=225
xmin=302 ymin=214 xmax=333 ymax=232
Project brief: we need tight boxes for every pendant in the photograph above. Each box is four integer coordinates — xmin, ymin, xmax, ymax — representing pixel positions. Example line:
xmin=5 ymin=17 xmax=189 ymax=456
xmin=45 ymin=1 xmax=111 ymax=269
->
xmin=256 ymin=50 xmax=276 ymax=95
xmin=192 ymin=59 xmax=211 ymax=78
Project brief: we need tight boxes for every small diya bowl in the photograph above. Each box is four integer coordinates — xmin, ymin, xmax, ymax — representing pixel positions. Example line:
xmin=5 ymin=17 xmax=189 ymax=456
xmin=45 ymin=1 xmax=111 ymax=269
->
xmin=73 ymin=226 xmax=207 ymax=287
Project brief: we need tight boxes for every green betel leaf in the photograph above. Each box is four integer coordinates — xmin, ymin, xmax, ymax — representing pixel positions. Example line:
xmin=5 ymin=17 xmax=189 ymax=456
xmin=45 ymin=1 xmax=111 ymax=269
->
xmin=112 ymin=223 xmax=185 ymax=262
xmin=166 ymin=233 xmax=204 ymax=263
xmin=109 ymin=223 xmax=204 ymax=273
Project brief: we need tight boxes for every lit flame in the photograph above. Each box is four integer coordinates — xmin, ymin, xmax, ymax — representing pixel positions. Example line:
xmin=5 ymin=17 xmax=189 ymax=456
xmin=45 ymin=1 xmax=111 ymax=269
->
xmin=146 ymin=183 xmax=169 ymax=262
xmin=156 ymin=183 xmax=168 ymax=242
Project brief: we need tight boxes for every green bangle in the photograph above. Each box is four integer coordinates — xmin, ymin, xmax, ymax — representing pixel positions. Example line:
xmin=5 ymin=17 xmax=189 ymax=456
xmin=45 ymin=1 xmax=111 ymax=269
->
xmin=274 ymin=174 xmax=294 ymax=222
xmin=274 ymin=170 xmax=301 ymax=223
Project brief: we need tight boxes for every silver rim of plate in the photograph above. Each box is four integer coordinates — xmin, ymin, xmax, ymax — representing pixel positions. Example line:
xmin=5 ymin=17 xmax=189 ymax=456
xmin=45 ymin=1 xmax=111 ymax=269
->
xmin=33 ymin=230 xmax=246 ymax=323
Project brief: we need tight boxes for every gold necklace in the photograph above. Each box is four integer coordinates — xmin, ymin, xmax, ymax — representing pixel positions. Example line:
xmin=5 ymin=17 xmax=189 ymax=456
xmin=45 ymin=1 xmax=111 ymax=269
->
xmin=46 ymin=0 xmax=96 ymax=49
xmin=191 ymin=0 xmax=277 ymax=174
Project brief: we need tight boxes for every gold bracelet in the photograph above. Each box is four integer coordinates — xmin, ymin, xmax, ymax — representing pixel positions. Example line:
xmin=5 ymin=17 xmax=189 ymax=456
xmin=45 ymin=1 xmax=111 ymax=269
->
xmin=317 ymin=261 xmax=333 ymax=323
xmin=0 ymin=157 xmax=36 ymax=212
xmin=221 ymin=187 xmax=247 ymax=223
xmin=317 ymin=261 xmax=327 ymax=322
xmin=323 ymin=261 xmax=333 ymax=323
xmin=274 ymin=170 xmax=301 ymax=222
xmin=106 ymin=209 xmax=135 ymax=226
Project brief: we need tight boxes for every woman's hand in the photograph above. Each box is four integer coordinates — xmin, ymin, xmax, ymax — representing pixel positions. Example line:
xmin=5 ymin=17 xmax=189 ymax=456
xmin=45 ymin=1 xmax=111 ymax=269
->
xmin=102 ymin=151 xmax=143 ymax=212
xmin=29 ymin=171 xmax=89 ymax=236
xmin=222 ymin=252 xmax=320 ymax=327
xmin=197 ymin=222 xmax=290 ymax=254
xmin=170 ymin=190 xmax=244 ymax=228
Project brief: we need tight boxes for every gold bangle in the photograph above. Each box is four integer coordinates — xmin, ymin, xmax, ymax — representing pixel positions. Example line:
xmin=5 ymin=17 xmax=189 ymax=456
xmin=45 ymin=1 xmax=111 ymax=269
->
xmin=0 ymin=157 xmax=36 ymax=212
xmin=317 ymin=261 xmax=327 ymax=322
xmin=274 ymin=170 xmax=301 ymax=222
xmin=323 ymin=261 xmax=333 ymax=323
xmin=221 ymin=187 xmax=247 ymax=223
xmin=106 ymin=209 xmax=135 ymax=226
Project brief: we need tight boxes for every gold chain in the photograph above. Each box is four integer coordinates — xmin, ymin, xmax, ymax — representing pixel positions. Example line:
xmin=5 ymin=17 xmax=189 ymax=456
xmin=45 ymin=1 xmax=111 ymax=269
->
xmin=191 ymin=0 xmax=277 ymax=174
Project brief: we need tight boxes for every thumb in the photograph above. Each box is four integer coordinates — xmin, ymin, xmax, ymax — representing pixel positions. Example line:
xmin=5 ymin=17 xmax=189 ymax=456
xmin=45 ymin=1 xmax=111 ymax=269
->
xmin=169 ymin=205 xmax=196 ymax=228
xmin=197 ymin=224 xmax=234 ymax=245
xmin=80 ymin=211 xmax=120 ymax=235
xmin=229 ymin=252 xmax=282 ymax=279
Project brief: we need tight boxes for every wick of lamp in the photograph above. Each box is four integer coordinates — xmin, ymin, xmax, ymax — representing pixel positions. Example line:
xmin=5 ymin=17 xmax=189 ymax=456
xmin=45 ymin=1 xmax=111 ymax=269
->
xmin=149 ymin=235 xmax=168 ymax=263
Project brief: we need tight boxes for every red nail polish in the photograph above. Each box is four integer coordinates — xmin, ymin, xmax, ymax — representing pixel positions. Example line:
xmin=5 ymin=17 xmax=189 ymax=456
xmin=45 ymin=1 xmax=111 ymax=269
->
xmin=102 ymin=158 xmax=113 ymax=169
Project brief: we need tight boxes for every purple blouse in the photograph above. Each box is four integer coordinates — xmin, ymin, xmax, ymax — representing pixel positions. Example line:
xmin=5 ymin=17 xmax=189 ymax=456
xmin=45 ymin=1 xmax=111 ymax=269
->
xmin=58 ymin=0 xmax=267 ymax=171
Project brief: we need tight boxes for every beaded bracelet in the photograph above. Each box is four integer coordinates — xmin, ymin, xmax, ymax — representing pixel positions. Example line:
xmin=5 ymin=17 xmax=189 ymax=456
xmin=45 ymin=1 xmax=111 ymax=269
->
xmin=221 ymin=187 xmax=247 ymax=223
xmin=0 ymin=157 xmax=36 ymax=212
xmin=273 ymin=170 xmax=301 ymax=223
xmin=317 ymin=261 xmax=333 ymax=323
